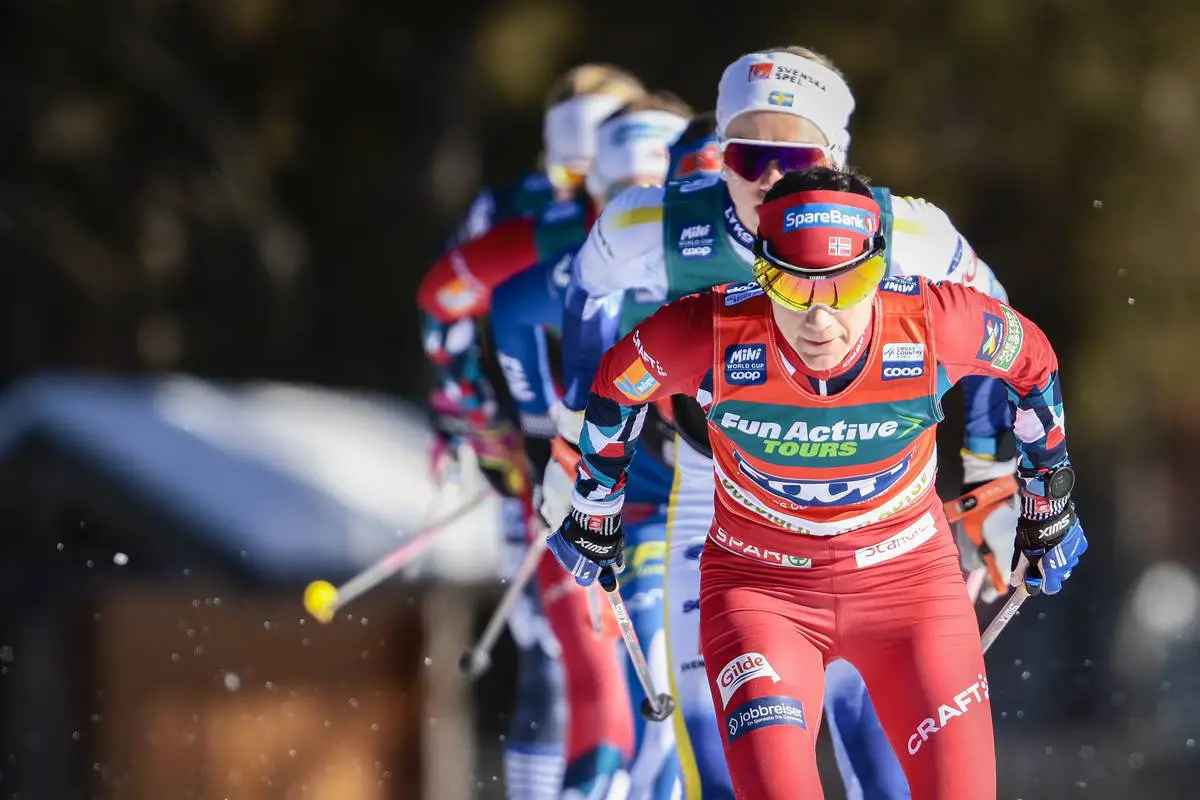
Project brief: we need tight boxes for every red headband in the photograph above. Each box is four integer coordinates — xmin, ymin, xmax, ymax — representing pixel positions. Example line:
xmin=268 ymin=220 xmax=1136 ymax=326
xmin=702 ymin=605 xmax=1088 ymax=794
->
xmin=756 ymin=190 xmax=881 ymax=272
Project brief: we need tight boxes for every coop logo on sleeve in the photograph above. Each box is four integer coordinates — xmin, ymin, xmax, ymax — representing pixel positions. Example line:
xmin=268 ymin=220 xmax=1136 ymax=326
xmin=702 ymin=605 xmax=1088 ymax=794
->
xmin=881 ymin=342 xmax=925 ymax=381
xmin=724 ymin=343 xmax=767 ymax=386
xmin=678 ymin=223 xmax=714 ymax=259
xmin=717 ymin=652 xmax=781 ymax=708
xmin=726 ymin=695 xmax=807 ymax=743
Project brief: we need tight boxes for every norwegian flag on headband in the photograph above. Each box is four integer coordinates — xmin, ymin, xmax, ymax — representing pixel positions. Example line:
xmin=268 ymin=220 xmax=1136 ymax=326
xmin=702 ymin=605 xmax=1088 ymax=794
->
xmin=756 ymin=189 xmax=881 ymax=272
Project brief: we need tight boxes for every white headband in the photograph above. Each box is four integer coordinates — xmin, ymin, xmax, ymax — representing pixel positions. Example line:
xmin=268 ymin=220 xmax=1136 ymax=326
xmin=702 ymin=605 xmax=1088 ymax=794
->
xmin=543 ymin=94 xmax=627 ymax=166
xmin=587 ymin=110 xmax=690 ymax=197
xmin=716 ymin=52 xmax=856 ymax=161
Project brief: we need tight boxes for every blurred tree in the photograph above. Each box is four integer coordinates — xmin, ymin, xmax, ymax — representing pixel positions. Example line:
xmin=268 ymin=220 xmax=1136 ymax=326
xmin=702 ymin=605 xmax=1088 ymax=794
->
xmin=1 ymin=0 xmax=1199 ymax=794
xmin=0 ymin=0 xmax=1196 ymax=614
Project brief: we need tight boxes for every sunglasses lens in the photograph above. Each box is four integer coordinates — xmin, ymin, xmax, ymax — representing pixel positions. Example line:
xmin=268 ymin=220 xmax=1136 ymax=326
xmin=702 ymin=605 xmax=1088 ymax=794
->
xmin=753 ymin=254 xmax=886 ymax=312
xmin=723 ymin=142 xmax=831 ymax=181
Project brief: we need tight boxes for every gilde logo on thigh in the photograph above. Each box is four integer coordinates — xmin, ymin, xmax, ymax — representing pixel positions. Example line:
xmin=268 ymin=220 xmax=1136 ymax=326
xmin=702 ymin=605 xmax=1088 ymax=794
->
xmin=717 ymin=651 xmax=781 ymax=708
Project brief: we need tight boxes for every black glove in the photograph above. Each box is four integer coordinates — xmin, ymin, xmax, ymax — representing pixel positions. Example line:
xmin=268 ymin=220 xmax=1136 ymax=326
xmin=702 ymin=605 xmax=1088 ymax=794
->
xmin=547 ymin=506 xmax=626 ymax=586
xmin=1010 ymin=466 xmax=1087 ymax=595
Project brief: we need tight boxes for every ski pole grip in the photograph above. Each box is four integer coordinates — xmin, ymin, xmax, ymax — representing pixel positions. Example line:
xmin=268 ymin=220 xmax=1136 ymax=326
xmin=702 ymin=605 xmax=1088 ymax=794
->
xmin=599 ymin=566 xmax=618 ymax=592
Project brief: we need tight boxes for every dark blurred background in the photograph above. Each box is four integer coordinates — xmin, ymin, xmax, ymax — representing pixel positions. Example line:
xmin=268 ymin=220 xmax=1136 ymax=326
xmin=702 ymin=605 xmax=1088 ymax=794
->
xmin=0 ymin=0 xmax=1196 ymax=798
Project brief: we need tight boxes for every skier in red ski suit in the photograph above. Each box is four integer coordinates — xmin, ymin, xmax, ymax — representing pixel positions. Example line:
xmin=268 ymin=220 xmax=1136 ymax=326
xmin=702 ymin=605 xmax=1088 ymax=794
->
xmin=546 ymin=167 xmax=1087 ymax=798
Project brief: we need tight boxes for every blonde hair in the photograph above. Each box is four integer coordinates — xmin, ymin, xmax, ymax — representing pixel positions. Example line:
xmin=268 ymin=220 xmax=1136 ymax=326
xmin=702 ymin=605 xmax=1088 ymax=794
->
xmin=760 ymin=45 xmax=846 ymax=81
xmin=600 ymin=90 xmax=695 ymax=126
xmin=545 ymin=63 xmax=646 ymax=109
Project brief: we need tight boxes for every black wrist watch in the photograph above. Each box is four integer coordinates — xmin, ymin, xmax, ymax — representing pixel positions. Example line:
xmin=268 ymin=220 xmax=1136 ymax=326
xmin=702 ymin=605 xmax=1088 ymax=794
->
xmin=1042 ymin=464 xmax=1076 ymax=500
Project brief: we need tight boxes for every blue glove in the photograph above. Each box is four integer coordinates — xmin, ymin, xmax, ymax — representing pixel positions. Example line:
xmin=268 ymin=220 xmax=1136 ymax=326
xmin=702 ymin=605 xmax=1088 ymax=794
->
xmin=1013 ymin=501 xmax=1087 ymax=595
xmin=546 ymin=507 xmax=625 ymax=587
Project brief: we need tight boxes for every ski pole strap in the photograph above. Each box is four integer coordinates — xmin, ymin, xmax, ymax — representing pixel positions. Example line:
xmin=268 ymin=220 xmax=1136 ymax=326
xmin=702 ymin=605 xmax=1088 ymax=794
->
xmin=943 ymin=474 xmax=1019 ymax=526
xmin=944 ymin=474 xmax=1018 ymax=594
xmin=551 ymin=434 xmax=582 ymax=475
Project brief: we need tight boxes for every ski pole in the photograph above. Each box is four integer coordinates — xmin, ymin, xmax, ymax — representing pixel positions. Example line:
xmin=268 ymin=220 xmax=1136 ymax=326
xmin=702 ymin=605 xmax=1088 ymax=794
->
xmin=982 ymin=581 xmax=1031 ymax=654
xmin=459 ymin=526 xmax=549 ymax=679
xmin=981 ymin=553 xmax=1038 ymax=654
xmin=599 ymin=567 xmax=675 ymax=722
xmin=303 ymin=487 xmax=491 ymax=624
